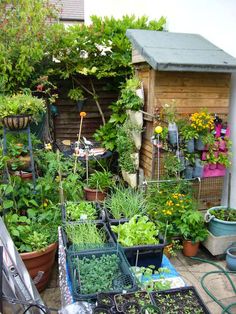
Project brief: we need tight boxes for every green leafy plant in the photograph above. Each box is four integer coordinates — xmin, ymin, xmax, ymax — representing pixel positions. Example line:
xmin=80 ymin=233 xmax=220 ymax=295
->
xmin=5 ymin=203 xmax=60 ymax=252
xmin=68 ymin=88 xmax=85 ymax=101
xmin=180 ymin=124 xmax=199 ymax=141
xmin=87 ymin=170 xmax=114 ymax=191
xmin=163 ymin=153 xmax=184 ymax=179
xmin=217 ymin=152 xmax=231 ymax=168
xmin=105 ymin=185 xmax=146 ymax=220
xmin=111 ymin=215 xmax=159 ymax=247
xmin=66 ymin=201 xmax=97 ymax=221
xmin=209 ymin=208 xmax=236 ymax=222
xmin=73 ymin=254 xmax=122 ymax=295
xmin=176 ymin=210 xmax=208 ymax=243
xmin=0 ymin=93 xmax=46 ymax=122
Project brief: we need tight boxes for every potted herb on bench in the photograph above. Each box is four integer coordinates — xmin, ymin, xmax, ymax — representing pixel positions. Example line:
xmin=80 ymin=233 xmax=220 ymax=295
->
xmin=84 ymin=170 xmax=114 ymax=201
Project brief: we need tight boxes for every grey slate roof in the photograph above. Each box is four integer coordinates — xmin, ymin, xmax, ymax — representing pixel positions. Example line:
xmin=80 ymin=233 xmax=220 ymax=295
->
xmin=126 ymin=29 xmax=236 ymax=72
xmin=51 ymin=0 xmax=84 ymax=21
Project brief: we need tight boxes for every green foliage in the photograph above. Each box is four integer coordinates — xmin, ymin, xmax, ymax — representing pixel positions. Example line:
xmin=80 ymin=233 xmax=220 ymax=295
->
xmin=88 ymin=170 xmax=114 ymax=191
xmin=180 ymin=123 xmax=199 ymax=141
xmin=62 ymin=173 xmax=84 ymax=202
xmin=94 ymin=122 xmax=119 ymax=151
xmin=105 ymin=185 xmax=146 ymax=220
xmin=0 ymin=0 xmax=63 ymax=93
xmin=53 ymin=15 xmax=166 ymax=80
xmin=5 ymin=203 xmax=60 ymax=252
xmin=65 ymin=223 xmax=106 ymax=247
xmin=74 ymin=254 xmax=122 ymax=295
xmin=209 ymin=208 xmax=236 ymax=222
xmin=116 ymin=121 xmax=141 ymax=173
xmin=68 ymin=88 xmax=85 ymax=101
xmin=66 ymin=201 xmax=97 ymax=221
xmin=164 ymin=153 xmax=184 ymax=178
xmin=0 ymin=184 xmax=14 ymax=212
xmin=111 ymin=215 xmax=159 ymax=247
xmin=0 ymin=93 xmax=46 ymax=121
xmin=176 ymin=210 xmax=208 ymax=243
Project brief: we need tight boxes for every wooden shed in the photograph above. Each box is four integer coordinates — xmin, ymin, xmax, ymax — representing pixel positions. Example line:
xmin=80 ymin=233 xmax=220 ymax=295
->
xmin=126 ymin=29 xmax=236 ymax=208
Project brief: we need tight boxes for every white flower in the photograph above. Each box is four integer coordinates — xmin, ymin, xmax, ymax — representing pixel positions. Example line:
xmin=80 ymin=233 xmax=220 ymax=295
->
xmin=80 ymin=50 xmax=88 ymax=59
xmin=52 ymin=56 xmax=60 ymax=63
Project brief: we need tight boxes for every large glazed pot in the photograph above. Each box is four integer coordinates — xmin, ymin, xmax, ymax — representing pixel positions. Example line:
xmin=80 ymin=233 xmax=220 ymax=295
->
xmin=205 ymin=206 xmax=236 ymax=236
xmin=20 ymin=242 xmax=57 ymax=292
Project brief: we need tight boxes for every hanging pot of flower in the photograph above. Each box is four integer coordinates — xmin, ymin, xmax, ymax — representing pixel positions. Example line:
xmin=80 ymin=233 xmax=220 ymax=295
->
xmin=186 ymin=138 xmax=195 ymax=153
xmin=184 ymin=166 xmax=193 ymax=179
xmin=0 ymin=94 xmax=46 ymax=130
xmin=168 ymin=122 xmax=178 ymax=146
xmin=195 ymin=136 xmax=205 ymax=151
xmin=193 ymin=159 xmax=204 ymax=178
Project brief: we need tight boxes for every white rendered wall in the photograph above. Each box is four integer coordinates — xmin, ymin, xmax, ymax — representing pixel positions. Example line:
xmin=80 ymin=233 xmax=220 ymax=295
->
xmin=85 ymin=0 xmax=236 ymax=57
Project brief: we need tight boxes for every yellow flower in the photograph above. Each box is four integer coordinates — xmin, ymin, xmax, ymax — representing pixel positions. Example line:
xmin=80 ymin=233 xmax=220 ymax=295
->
xmin=44 ymin=143 xmax=52 ymax=150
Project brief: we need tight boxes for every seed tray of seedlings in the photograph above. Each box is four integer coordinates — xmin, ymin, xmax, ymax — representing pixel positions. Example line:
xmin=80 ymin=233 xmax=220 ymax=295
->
xmin=94 ymin=292 xmax=122 ymax=314
xmin=61 ymin=201 xmax=106 ymax=224
xmin=150 ymin=286 xmax=210 ymax=314
xmin=67 ymin=247 xmax=138 ymax=301
xmin=61 ymin=221 xmax=115 ymax=252
xmin=114 ymin=291 xmax=153 ymax=312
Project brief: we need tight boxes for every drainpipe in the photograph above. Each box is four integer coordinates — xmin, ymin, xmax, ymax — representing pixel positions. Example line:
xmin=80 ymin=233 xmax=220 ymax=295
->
xmin=222 ymin=72 xmax=236 ymax=207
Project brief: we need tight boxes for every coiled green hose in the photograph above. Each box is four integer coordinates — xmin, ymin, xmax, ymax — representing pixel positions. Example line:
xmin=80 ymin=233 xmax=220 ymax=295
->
xmin=190 ymin=257 xmax=236 ymax=314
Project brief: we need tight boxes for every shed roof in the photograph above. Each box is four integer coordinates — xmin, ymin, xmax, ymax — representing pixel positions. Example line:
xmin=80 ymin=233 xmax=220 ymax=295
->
xmin=126 ymin=29 xmax=236 ymax=73
xmin=50 ymin=0 xmax=84 ymax=21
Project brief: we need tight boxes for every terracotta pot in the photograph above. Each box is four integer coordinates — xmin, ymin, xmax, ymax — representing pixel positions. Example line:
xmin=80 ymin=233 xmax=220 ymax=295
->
xmin=182 ymin=240 xmax=199 ymax=257
xmin=14 ymin=171 xmax=33 ymax=181
xmin=20 ymin=242 xmax=57 ymax=292
xmin=3 ymin=114 xmax=32 ymax=130
xmin=84 ymin=186 xmax=107 ymax=201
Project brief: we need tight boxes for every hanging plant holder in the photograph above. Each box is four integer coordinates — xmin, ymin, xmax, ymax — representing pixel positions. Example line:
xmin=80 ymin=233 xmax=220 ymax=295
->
xmin=76 ymin=99 xmax=86 ymax=112
xmin=3 ymin=115 xmax=32 ymax=130
xmin=168 ymin=122 xmax=178 ymax=146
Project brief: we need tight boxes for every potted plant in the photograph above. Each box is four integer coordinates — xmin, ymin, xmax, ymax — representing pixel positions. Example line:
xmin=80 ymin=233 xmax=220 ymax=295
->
xmin=0 ymin=93 xmax=46 ymax=130
xmin=190 ymin=110 xmax=214 ymax=151
xmin=217 ymin=152 xmax=231 ymax=170
xmin=205 ymin=207 xmax=236 ymax=236
xmin=110 ymin=215 xmax=165 ymax=268
xmin=226 ymin=245 xmax=236 ymax=271
xmin=4 ymin=204 xmax=60 ymax=292
xmin=105 ymin=185 xmax=146 ymax=223
xmin=177 ymin=209 xmax=208 ymax=257
xmin=84 ymin=170 xmax=114 ymax=201
xmin=162 ymin=102 xmax=178 ymax=146
xmin=63 ymin=200 xmax=100 ymax=222
xmin=180 ymin=124 xmax=198 ymax=153
xmin=68 ymin=87 xmax=86 ymax=112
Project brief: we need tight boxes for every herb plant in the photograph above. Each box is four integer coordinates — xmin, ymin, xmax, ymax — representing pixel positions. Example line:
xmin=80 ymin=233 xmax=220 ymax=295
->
xmin=87 ymin=170 xmax=114 ymax=191
xmin=66 ymin=201 xmax=97 ymax=221
xmin=111 ymin=215 xmax=159 ymax=247
xmin=105 ymin=186 xmax=146 ymax=220
xmin=65 ymin=223 xmax=106 ymax=249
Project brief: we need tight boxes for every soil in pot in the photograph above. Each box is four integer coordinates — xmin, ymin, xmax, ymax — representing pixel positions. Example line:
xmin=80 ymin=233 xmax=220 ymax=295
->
xmin=182 ymin=240 xmax=199 ymax=257
xmin=20 ymin=242 xmax=57 ymax=292
xmin=97 ymin=293 xmax=115 ymax=307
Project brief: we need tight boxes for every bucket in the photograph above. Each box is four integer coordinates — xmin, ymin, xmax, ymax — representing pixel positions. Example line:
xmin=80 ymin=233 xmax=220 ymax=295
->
xmin=226 ymin=246 xmax=236 ymax=271
xmin=205 ymin=206 xmax=236 ymax=236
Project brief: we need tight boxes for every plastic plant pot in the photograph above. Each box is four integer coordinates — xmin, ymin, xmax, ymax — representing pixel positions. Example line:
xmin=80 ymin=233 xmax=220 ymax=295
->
xmin=93 ymin=306 xmax=110 ymax=314
xmin=186 ymin=138 xmax=195 ymax=153
xmin=123 ymin=301 xmax=141 ymax=314
xmin=226 ymin=247 xmax=236 ymax=271
xmin=195 ymin=137 xmax=205 ymax=151
xmin=97 ymin=293 xmax=114 ymax=307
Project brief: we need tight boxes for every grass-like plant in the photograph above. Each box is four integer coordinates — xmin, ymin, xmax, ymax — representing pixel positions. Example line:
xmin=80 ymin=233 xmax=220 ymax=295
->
xmin=105 ymin=185 xmax=146 ymax=220
xmin=65 ymin=222 xmax=106 ymax=249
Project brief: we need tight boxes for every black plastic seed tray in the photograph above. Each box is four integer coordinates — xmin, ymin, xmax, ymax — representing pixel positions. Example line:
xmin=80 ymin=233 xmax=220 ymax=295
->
xmin=150 ymin=286 xmax=210 ymax=314
xmin=104 ymin=208 xmax=129 ymax=224
xmin=61 ymin=201 xmax=106 ymax=224
xmin=67 ymin=247 xmax=138 ymax=301
xmin=61 ymin=222 xmax=115 ymax=252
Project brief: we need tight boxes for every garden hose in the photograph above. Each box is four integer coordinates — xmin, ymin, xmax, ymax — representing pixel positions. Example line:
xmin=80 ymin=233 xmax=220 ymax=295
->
xmin=190 ymin=257 xmax=236 ymax=314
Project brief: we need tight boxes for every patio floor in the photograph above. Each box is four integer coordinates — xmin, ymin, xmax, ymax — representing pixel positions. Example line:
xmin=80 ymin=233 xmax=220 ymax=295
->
xmin=40 ymin=247 xmax=236 ymax=313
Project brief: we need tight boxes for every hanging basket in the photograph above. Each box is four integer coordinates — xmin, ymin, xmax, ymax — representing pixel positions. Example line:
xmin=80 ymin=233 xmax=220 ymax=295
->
xmin=2 ymin=115 xmax=32 ymax=130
